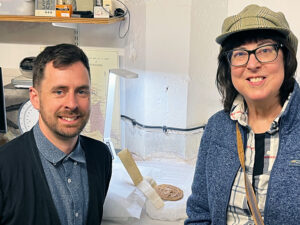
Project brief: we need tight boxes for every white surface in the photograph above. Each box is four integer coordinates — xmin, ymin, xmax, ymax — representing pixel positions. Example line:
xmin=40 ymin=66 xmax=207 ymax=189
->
xmin=103 ymin=161 xmax=147 ymax=220
xmin=103 ymin=211 xmax=185 ymax=225
xmin=102 ymin=159 xmax=194 ymax=224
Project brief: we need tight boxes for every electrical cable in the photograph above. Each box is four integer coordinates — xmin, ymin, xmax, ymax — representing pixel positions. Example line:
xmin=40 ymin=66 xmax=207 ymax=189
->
xmin=114 ymin=0 xmax=130 ymax=38
xmin=118 ymin=8 xmax=130 ymax=38
xmin=121 ymin=115 xmax=206 ymax=133
xmin=7 ymin=119 xmax=18 ymax=129
xmin=4 ymin=102 xmax=28 ymax=130
xmin=5 ymin=103 xmax=23 ymax=129
xmin=6 ymin=103 xmax=23 ymax=112
xmin=100 ymin=0 xmax=130 ymax=38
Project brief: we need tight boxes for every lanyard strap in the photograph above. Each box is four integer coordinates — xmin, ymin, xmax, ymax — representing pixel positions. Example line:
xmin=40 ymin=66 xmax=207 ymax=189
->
xmin=236 ymin=123 xmax=265 ymax=225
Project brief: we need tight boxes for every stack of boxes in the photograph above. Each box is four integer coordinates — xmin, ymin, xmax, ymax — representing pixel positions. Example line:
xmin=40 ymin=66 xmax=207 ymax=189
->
xmin=34 ymin=0 xmax=113 ymax=18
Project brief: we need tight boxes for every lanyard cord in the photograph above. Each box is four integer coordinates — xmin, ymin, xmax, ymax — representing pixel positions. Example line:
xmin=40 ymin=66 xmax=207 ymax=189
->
xmin=236 ymin=122 xmax=265 ymax=225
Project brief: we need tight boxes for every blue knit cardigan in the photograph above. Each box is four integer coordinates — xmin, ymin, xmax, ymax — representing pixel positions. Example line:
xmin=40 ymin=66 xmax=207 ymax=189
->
xmin=185 ymin=82 xmax=300 ymax=225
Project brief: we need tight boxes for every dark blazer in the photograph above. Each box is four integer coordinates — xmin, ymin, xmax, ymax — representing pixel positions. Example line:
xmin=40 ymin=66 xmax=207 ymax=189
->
xmin=0 ymin=129 xmax=112 ymax=225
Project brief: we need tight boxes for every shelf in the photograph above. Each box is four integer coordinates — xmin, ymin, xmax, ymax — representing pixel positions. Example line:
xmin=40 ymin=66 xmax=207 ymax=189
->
xmin=0 ymin=15 xmax=124 ymax=24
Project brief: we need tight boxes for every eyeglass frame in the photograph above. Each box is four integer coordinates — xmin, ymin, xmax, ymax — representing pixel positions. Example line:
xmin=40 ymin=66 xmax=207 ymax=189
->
xmin=225 ymin=43 xmax=284 ymax=67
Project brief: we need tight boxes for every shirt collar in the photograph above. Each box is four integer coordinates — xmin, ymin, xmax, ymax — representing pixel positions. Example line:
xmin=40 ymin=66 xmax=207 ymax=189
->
xmin=230 ymin=94 xmax=248 ymax=127
xmin=33 ymin=123 xmax=86 ymax=165
xmin=230 ymin=94 xmax=291 ymax=134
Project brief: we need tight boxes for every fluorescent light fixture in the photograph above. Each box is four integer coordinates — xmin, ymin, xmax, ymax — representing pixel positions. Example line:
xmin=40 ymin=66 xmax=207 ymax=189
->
xmin=104 ymin=69 xmax=138 ymax=159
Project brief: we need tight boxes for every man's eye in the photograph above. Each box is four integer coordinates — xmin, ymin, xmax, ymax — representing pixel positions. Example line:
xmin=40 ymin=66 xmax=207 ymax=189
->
xmin=78 ymin=90 xmax=90 ymax=95
xmin=55 ymin=90 xmax=63 ymax=95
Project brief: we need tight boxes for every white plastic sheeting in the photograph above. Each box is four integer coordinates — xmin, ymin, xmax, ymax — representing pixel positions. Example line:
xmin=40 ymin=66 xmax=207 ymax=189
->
xmin=102 ymin=158 xmax=195 ymax=224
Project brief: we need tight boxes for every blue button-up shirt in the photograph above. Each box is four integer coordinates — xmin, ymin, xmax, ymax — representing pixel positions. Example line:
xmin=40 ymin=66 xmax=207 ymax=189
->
xmin=33 ymin=124 xmax=89 ymax=225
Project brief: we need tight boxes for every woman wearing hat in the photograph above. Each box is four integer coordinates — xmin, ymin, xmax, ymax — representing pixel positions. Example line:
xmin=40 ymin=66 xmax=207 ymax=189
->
xmin=185 ymin=4 xmax=300 ymax=225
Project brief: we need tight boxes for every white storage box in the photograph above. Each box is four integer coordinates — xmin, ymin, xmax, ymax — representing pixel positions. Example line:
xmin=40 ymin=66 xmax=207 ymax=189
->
xmin=0 ymin=0 xmax=34 ymax=15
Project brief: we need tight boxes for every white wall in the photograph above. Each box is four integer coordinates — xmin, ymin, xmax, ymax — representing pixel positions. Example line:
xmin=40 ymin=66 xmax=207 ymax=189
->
xmin=188 ymin=0 xmax=226 ymax=126
xmin=121 ymin=0 xmax=228 ymax=160
xmin=123 ymin=0 xmax=193 ymax=159
xmin=184 ymin=0 xmax=228 ymax=158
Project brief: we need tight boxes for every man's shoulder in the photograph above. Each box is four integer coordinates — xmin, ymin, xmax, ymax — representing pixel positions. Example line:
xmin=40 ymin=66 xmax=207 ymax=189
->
xmin=79 ymin=135 xmax=107 ymax=148
xmin=0 ymin=131 xmax=32 ymax=156
xmin=79 ymin=135 xmax=112 ymax=158
xmin=0 ymin=131 xmax=34 ymax=170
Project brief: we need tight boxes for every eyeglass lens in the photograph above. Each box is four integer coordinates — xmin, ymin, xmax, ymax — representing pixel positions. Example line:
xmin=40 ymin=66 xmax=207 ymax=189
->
xmin=228 ymin=44 xmax=279 ymax=66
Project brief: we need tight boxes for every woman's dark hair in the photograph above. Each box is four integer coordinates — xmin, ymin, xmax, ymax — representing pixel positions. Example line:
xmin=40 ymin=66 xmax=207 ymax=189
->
xmin=33 ymin=43 xmax=90 ymax=88
xmin=216 ymin=29 xmax=298 ymax=112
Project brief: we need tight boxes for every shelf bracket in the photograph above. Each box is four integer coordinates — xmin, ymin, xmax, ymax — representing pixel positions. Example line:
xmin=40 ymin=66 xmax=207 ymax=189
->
xmin=52 ymin=22 xmax=78 ymax=29
xmin=74 ymin=24 xmax=80 ymax=46
xmin=51 ymin=23 xmax=80 ymax=46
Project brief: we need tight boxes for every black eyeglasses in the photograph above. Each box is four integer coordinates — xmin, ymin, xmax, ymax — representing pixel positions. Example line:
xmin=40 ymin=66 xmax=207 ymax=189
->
xmin=225 ymin=43 xmax=283 ymax=67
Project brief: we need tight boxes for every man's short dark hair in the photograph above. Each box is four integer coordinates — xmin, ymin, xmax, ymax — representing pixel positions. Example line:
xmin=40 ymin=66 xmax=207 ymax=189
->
xmin=33 ymin=43 xmax=90 ymax=88
xmin=216 ymin=30 xmax=298 ymax=112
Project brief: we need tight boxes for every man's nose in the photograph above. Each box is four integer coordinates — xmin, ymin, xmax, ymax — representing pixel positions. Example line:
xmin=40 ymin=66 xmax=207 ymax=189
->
xmin=65 ymin=93 xmax=78 ymax=110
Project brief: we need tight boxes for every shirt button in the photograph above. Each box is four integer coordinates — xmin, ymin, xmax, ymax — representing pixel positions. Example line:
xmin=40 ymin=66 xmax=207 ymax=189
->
xmin=67 ymin=178 xmax=72 ymax=183
xmin=75 ymin=212 xmax=79 ymax=217
xmin=74 ymin=162 xmax=78 ymax=165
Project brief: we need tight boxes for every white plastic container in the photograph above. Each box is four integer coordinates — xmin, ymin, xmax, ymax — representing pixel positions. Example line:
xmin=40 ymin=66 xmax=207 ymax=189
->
xmin=0 ymin=0 xmax=34 ymax=15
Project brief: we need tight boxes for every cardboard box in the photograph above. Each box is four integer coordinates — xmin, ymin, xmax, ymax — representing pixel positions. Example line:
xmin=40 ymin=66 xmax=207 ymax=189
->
xmin=76 ymin=0 xmax=95 ymax=12
xmin=94 ymin=6 xmax=109 ymax=18
xmin=103 ymin=0 xmax=112 ymax=13
xmin=56 ymin=4 xmax=72 ymax=17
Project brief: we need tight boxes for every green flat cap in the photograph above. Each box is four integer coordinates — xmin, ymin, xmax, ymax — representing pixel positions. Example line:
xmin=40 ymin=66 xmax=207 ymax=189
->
xmin=216 ymin=4 xmax=298 ymax=52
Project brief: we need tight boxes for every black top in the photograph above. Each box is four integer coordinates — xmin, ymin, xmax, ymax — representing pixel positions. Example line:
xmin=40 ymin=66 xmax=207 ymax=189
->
xmin=0 ymin=130 xmax=112 ymax=225
xmin=253 ymin=133 xmax=265 ymax=176
xmin=252 ymin=133 xmax=265 ymax=193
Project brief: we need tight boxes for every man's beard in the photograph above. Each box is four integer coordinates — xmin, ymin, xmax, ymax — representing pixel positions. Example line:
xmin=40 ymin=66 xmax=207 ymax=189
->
xmin=39 ymin=106 xmax=90 ymax=139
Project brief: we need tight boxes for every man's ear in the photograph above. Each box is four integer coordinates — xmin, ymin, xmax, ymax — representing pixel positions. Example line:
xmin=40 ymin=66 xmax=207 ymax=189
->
xmin=29 ymin=87 xmax=40 ymax=111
